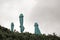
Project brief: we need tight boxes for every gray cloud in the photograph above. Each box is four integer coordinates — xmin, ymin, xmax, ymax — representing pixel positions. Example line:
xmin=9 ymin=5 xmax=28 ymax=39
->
xmin=0 ymin=0 xmax=36 ymax=33
xmin=29 ymin=0 xmax=60 ymax=35
xmin=0 ymin=0 xmax=60 ymax=35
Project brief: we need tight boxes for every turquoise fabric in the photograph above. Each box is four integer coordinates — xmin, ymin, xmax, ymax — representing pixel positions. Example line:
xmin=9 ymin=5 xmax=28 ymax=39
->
xmin=34 ymin=23 xmax=41 ymax=35
xmin=11 ymin=22 xmax=14 ymax=32
xmin=19 ymin=14 xmax=24 ymax=33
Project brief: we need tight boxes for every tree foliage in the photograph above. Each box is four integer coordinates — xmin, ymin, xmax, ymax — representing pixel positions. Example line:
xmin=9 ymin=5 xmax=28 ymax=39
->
xmin=0 ymin=25 xmax=60 ymax=40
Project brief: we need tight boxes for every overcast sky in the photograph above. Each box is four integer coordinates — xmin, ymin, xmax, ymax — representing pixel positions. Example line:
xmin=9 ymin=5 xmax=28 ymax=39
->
xmin=0 ymin=0 xmax=60 ymax=35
